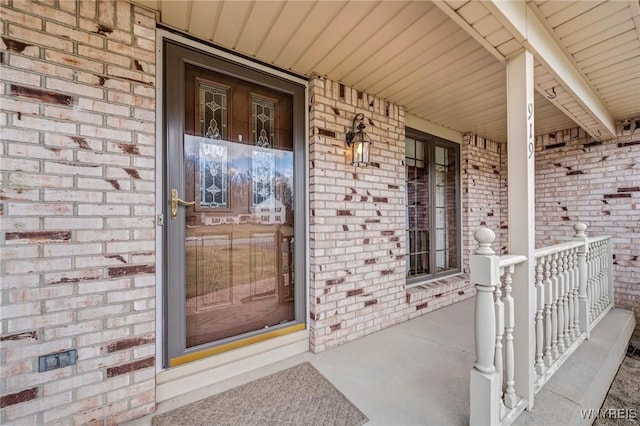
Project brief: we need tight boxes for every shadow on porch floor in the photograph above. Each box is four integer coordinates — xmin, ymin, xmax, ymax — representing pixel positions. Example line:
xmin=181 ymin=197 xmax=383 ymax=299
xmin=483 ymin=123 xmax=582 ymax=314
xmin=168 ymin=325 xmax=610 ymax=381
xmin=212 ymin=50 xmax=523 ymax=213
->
xmin=127 ymin=297 xmax=634 ymax=426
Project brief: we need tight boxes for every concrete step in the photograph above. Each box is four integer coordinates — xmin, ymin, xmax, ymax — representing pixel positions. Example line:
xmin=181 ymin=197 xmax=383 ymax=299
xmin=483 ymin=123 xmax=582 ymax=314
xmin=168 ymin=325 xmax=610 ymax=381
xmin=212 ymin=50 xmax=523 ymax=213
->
xmin=514 ymin=308 xmax=636 ymax=426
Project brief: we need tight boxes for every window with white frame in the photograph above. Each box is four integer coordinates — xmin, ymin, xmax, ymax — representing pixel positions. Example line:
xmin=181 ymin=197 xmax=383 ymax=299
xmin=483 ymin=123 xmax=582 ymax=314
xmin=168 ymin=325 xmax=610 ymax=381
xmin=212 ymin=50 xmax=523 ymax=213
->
xmin=406 ymin=128 xmax=460 ymax=283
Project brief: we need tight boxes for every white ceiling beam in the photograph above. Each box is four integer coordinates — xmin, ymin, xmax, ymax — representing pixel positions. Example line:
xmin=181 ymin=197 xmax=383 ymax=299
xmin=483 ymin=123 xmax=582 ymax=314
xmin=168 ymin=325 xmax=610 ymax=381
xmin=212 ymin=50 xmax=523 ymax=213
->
xmin=484 ymin=0 xmax=617 ymax=140
xmin=405 ymin=114 xmax=463 ymax=144
xmin=432 ymin=0 xmax=505 ymax=64
xmin=631 ymin=0 xmax=640 ymax=42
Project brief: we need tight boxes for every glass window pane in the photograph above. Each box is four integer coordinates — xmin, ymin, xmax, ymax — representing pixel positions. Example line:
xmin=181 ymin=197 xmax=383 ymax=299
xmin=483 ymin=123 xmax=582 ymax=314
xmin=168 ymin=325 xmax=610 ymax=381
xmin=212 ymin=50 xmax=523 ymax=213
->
xmin=436 ymin=250 xmax=445 ymax=271
xmin=407 ymin=135 xmax=430 ymax=279
xmin=406 ymin=137 xmax=415 ymax=158
xmin=436 ymin=207 xmax=445 ymax=229
xmin=436 ymin=229 xmax=446 ymax=248
xmin=416 ymin=140 xmax=424 ymax=161
xmin=406 ymin=132 xmax=459 ymax=280
xmin=435 ymin=145 xmax=445 ymax=165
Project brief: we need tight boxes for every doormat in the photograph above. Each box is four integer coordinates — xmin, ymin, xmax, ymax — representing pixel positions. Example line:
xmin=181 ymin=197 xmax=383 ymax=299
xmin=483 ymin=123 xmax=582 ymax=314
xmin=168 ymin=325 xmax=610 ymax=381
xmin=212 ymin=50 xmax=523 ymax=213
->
xmin=152 ymin=362 xmax=369 ymax=426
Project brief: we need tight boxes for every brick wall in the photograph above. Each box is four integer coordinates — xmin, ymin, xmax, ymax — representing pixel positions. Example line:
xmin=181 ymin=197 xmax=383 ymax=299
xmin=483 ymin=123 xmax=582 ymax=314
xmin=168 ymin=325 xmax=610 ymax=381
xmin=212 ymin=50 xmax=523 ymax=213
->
xmin=308 ymin=76 xmax=495 ymax=352
xmin=535 ymin=120 xmax=640 ymax=342
xmin=307 ymin=76 xmax=408 ymax=352
xmin=461 ymin=133 xmax=508 ymax=266
xmin=0 ymin=1 xmax=157 ymax=424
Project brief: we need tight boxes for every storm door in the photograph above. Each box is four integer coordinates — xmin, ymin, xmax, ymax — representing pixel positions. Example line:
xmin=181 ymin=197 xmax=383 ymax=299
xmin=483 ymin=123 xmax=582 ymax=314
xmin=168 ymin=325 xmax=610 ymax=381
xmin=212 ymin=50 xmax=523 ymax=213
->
xmin=163 ymin=41 xmax=305 ymax=367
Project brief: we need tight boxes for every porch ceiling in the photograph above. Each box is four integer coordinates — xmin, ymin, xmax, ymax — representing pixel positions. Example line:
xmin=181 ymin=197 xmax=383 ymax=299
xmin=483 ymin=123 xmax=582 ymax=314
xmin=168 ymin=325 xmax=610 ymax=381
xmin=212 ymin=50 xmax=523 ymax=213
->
xmin=531 ymin=0 xmax=640 ymax=124
xmin=136 ymin=0 xmax=640 ymax=143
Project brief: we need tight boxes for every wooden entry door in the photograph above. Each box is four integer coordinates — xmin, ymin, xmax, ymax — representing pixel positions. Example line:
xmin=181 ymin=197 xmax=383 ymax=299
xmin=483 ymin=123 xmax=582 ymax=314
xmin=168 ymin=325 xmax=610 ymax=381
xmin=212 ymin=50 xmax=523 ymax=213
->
xmin=163 ymin=41 xmax=305 ymax=366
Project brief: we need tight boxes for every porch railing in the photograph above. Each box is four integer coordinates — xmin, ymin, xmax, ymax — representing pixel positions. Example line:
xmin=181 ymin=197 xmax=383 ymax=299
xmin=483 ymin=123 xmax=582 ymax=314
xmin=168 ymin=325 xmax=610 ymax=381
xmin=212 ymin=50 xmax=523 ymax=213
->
xmin=469 ymin=224 xmax=614 ymax=426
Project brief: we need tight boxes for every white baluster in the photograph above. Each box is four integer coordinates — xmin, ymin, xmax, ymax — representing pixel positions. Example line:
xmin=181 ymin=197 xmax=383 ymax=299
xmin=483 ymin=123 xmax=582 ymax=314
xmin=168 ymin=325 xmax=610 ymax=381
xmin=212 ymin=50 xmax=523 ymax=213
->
xmin=562 ymin=252 xmax=571 ymax=349
xmin=503 ymin=265 xmax=517 ymax=409
xmin=534 ymin=258 xmax=545 ymax=375
xmin=556 ymin=253 xmax=565 ymax=354
xmin=599 ymin=241 xmax=608 ymax=309
xmin=551 ymin=253 xmax=559 ymax=359
xmin=572 ymin=248 xmax=580 ymax=337
xmin=601 ymin=241 xmax=609 ymax=307
xmin=606 ymin=238 xmax=614 ymax=309
xmin=574 ymin=223 xmax=590 ymax=339
xmin=543 ymin=256 xmax=553 ymax=366
xmin=567 ymin=248 xmax=576 ymax=342
xmin=599 ymin=241 xmax=605 ymax=311
xmin=594 ymin=242 xmax=601 ymax=316
xmin=593 ymin=242 xmax=601 ymax=316
xmin=587 ymin=246 xmax=595 ymax=321
xmin=564 ymin=251 xmax=574 ymax=342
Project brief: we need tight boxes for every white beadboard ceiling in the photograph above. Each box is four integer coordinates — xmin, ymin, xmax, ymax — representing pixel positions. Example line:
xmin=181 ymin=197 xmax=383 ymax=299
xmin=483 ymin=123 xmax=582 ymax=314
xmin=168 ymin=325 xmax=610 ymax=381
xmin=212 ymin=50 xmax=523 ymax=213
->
xmin=135 ymin=0 xmax=640 ymax=143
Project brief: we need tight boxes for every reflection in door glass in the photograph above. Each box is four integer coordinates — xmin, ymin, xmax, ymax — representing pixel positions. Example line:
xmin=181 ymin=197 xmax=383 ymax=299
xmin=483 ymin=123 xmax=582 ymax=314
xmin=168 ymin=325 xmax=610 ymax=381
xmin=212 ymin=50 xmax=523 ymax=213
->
xmin=184 ymin=135 xmax=295 ymax=348
xmin=198 ymin=142 xmax=228 ymax=209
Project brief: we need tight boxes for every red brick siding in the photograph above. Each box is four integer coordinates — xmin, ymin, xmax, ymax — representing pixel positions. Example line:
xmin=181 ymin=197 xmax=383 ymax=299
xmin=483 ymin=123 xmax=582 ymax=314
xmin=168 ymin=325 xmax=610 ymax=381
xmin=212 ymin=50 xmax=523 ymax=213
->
xmin=308 ymin=76 xmax=486 ymax=352
xmin=0 ymin=1 xmax=157 ymax=424
xmin=308 ymin=75 xmax=408 ymax=352
xmin=462 ymin=133 xmax=508 ymax=268
xmin=535 ymin=122 xmax=640 ymax=342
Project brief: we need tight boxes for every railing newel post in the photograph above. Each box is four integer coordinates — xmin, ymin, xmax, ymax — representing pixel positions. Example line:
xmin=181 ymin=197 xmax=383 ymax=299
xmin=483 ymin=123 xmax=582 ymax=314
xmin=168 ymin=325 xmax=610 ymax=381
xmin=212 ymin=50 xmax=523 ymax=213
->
xmin=470 ymin=228 xmax=500 ymax=426
xmin=494 ymin=266 xmax=506 ymax=418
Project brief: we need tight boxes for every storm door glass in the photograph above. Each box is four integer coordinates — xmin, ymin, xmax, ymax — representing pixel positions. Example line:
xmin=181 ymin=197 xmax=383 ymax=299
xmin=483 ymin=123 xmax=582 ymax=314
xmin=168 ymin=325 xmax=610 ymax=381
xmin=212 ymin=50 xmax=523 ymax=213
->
xmin=183 ymin=64 xmax=295 ymax=348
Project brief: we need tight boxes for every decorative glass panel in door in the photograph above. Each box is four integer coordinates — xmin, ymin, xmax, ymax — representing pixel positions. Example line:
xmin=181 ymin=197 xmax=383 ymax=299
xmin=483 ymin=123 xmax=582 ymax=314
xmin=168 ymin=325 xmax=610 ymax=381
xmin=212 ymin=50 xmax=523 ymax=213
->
xmin=164 ymin=41 xmax=304 ymax=366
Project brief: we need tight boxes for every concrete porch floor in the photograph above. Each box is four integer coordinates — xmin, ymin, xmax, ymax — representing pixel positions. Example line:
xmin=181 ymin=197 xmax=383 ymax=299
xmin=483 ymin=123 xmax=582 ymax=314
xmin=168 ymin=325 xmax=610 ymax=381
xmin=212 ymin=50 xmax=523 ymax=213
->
xmin=127 ymin=297 xmax=635 ymax=426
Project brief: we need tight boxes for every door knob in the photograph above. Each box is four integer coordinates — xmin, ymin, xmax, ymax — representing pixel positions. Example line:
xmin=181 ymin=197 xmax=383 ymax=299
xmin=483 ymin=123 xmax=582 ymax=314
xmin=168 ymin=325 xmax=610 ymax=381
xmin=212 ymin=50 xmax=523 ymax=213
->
xmin=171 ymin=189 xmax=195 ymax=219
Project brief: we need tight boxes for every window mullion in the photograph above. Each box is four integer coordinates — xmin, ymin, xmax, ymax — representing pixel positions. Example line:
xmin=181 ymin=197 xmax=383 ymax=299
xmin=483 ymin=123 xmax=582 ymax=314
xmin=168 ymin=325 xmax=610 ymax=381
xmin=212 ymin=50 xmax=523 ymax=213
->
xmin=429 ymin=140 xmax=436 ymax=279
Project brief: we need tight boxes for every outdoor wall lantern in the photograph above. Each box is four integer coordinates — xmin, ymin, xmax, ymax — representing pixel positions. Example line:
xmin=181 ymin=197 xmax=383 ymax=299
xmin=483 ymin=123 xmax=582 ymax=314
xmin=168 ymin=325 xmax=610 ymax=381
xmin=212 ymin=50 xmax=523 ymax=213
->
xmin=345 ymin=112 xmax=371 ymax=167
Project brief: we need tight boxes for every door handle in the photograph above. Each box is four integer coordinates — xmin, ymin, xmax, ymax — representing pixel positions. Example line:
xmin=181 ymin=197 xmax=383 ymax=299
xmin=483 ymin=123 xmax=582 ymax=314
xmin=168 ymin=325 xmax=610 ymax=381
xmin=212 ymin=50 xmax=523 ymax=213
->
xmin=171 ymin=189 xmax=195 ymax=219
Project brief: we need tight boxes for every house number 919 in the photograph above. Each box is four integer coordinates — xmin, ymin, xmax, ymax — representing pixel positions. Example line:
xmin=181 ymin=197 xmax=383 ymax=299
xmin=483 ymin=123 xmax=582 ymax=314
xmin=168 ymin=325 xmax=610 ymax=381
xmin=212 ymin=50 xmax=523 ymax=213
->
xmin=527 ymin=103 xmax=534 ymax=159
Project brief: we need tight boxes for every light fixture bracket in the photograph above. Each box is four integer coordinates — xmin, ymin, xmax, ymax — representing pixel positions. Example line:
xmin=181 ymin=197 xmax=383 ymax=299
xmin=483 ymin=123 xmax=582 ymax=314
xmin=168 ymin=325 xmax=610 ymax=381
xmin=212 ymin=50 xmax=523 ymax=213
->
xmin=346 ymin=113 xmax=366 ymax=146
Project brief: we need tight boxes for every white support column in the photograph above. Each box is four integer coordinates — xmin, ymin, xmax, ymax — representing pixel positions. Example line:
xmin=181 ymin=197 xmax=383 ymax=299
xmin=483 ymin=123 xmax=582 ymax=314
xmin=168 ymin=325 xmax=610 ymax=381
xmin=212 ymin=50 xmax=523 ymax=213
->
xmin=506 ymin=50 xmax=536 ymax=410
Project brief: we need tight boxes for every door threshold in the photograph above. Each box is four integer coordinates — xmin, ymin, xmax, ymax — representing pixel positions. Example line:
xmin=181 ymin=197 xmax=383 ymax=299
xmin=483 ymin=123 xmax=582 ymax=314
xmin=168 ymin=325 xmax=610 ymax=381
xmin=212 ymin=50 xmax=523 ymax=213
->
xmin=170 ymin=323 xmax=305 ymax=367
xmin=157 ymin=328 xmax=309 ymax=403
